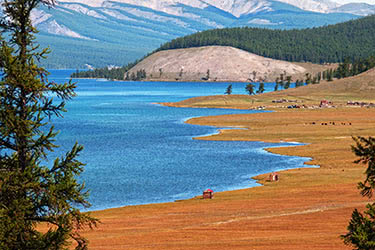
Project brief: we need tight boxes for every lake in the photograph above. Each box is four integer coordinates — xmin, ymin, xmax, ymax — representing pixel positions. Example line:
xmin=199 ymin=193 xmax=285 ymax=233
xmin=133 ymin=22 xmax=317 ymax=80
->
xmin=47 ymin=70 xmax=313 ymax=211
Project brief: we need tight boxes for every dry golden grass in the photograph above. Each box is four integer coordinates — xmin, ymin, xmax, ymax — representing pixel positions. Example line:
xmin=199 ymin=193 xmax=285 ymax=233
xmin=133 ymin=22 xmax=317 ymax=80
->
xmin=164 ymin=67 xmax=375 ymax=109
xmin=77 ymin=69 xmax=375 ymax=249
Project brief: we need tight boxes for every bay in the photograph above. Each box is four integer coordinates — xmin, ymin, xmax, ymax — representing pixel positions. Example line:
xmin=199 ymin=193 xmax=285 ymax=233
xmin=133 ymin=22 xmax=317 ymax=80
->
xmin=47 ymin=70 xmax=313 ymax=211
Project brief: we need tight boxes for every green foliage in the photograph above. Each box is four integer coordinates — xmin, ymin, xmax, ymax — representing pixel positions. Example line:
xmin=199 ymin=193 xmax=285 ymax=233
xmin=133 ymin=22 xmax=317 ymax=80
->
xmin=75 ymin=16 xmax=375 ymax=81
xmin=334 ymin=56 xmax=375 ymax=79
xmin=30 ymin=0 xmax=358 ymax=68
xmin=284 ymin=76 xmax=292 ymax=89
xmin=137 ymin=69 xmax=147 ymax=80
xmin=225 ymin=84 xmax=232 ymax=95
xmin=323 ymin=68 xmax=334 ymax=81
xmin=245 ymin=83 xmax=255 ymax=95
xmin=71 ymin=61 xmax=147 ymax=81
xmin=295 ymin=79 xmax=304 ymax=88
xmin=305 ymin=73 xmax=312 ymax=85
xmin=156 ymin=15 xmax=375 ymax=64
xmin=274 ymin=81 xmax=279 ymax=91
xmin=0 ymin=1 xmax=97 ymax=249
xmin=256 ymin=82 xmax=265 ymax=94
xmin=352 ymin=137 xmax=375 ymax=199
xmin=71 ymin=61 xmax=137 ymax=80
xmin=342 ymin=137 xmax=375 ymax=249
xmin=275 ymin=73 xmax=294 ymax=90
xmin=343 ymin=205 xmax=375 ymax=250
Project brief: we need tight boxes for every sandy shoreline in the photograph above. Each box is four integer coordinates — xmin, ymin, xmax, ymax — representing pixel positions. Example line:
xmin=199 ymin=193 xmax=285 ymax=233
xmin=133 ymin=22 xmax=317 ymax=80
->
xmin=74 ymin=96 xmax=374 ymax=249
xmin=67 ymin=69 xmax=375 ymax=249
xmin=87 ymin=115 xmax=315 ymax=212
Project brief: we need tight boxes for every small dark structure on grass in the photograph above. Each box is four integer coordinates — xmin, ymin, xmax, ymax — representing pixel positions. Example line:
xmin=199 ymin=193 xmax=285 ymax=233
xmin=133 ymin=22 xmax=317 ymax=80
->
xmin=203 ymin=189 xmax=214 ymax=199
xmin=269 ymin=172 xmax=279 ymax=182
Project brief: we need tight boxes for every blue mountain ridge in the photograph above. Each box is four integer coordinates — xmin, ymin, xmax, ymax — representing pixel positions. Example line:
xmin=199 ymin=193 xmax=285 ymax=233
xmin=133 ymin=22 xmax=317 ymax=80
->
xmin=35 ymin=1 xmax=360 ymax=69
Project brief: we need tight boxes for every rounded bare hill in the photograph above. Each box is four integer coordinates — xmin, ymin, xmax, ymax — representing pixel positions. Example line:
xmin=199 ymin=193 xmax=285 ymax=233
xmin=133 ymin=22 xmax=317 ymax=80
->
xmin=129 ymin=46 xmax=310 ymax=82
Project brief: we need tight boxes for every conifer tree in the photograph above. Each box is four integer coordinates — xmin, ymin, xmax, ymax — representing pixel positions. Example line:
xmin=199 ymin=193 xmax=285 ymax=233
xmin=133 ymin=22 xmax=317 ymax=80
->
xmin=295 ymin=79 xmax=303 ymax=88
xmin=284 ymin=76 xmax=292 ymax=89
xmin=342 ymin=137 xmax=375 ymax=249
xmin=322 ymin=70 xmax=327 ymax=80
xmin=274 ymin=77 xmax=279 ymax=91
xmin=245 ymin=83 xmax=255 ymax=95
xmin=0 ymin=1 xmax=97 ymax=249
xmin=276 ymin=73 xmax=285 ymax=89
xmin=130 ymin=72 xmax=136 ymax=81
xmin=305 ymin=73 xmax=312 ymax=85
xmin=327 ymin=69 xmax=334 ymax=81
xmin=256 ymin=81 xmax=265 ymax=94
xmin=225 ymin=84 xmax=232 ymax=95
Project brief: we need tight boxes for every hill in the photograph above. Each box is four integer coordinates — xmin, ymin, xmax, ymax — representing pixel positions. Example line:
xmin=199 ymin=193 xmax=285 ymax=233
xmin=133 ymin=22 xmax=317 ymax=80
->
xmin=33 ymin=0 xmax=363 ymax=68
xmin=80 ymin=57 xmax=375 ymax=250
xmin=73 ymin=14 xmax=375 ymax=78
xmin=157 ymin=14 xmax=375 ymax=64
xmin=164 ymin=67 xmax=375 ymax=109
xmin=128 ymin=46 xmax=313 ymax=82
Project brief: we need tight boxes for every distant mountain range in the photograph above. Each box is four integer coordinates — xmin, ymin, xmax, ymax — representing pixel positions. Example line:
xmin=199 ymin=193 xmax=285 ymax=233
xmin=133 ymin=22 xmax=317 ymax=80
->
xmin=32 ymin=0 xmax=375 ymax=68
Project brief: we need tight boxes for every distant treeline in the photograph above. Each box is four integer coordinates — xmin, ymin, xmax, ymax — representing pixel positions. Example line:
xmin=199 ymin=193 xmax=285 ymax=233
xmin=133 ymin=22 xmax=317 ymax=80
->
xmin=71 ymin=55 xmax=375 ymax=82
xmin=334 ymin=56 xmax=375 ymax=79
xmin=156 ymin=15 xmax=375 ymax=64
xmin=271 ymin=55 xmax=375 ymax=92
xmin=71 ymin=63 xmax=133 ymax=79
xmin=71 ymin=60 xmax=146 ymax=81
xmin=72 ymin=15 xmax=375 ymax=80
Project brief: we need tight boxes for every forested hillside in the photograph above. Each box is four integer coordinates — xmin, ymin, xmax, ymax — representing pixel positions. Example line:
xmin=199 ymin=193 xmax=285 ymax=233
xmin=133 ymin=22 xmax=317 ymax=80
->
xmin=156 ymin=14 xmax=375 ymax=63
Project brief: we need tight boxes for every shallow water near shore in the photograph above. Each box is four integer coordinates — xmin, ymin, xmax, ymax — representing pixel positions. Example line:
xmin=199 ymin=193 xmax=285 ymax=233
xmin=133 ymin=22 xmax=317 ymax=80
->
xmin=47 ymin=70 xmax=313 ymax=211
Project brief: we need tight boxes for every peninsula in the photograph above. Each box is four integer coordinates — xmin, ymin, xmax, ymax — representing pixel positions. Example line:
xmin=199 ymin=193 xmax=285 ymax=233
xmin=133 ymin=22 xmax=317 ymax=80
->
xmin=78 ymin=66 xmax=375 ymax=249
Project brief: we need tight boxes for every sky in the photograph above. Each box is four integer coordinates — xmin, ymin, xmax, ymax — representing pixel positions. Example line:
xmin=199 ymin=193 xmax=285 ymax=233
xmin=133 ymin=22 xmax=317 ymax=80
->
xmin=331 ymin=0 xmax=375 ymax=4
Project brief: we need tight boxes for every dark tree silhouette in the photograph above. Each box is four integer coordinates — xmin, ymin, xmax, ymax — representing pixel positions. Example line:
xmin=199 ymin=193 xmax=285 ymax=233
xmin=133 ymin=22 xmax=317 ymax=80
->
xmin=0 ymin=1 xmax=98 ymax=249
xmin=342 ymin=137 xmax=375 ymax=250
xmin=225 ymin=84 xmax=233 ymax=95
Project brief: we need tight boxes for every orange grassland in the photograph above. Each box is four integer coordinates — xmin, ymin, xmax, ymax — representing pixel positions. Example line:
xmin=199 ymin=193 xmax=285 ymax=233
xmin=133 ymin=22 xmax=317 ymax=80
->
xmin=78 ymin=69 xmax=375 ymax=249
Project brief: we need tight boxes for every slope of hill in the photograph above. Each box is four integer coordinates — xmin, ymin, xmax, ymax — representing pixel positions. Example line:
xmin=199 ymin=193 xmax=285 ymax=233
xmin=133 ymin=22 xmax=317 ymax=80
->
xmin=157 ymin=14 xmax=375 ymax=64
xmin=33 ymin=0 xmax=363 ymax=68
xmin=164 ymin=67 xmax=375 ymax=110
xmin=144 ymin=63 xmax=375 ymax=250
xmin=283 ymin=67 xmax=375 ymax=101
xmin=128 ymin=46 xmax=309 ymax=82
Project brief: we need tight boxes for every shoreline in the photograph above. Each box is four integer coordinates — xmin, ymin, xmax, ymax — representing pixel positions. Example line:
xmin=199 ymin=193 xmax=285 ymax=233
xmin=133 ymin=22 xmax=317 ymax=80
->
xmin=79 ymin=71 xmax=375 ymax=249
xmin=82 ymin=102 xmax=325 ymax=213
xmin=88 ymin=117 xmax=316 ymax=212
xmin=71 ymin=76 xmax=270 ymax=83
xmin=84 ymin=104 xmax=372 ymax=249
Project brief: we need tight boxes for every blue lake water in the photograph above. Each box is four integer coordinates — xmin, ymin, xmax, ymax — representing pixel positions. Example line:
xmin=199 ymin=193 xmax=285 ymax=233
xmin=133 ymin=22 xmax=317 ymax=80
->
xmin=47 ymin=70 xmax=312 ymax=211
